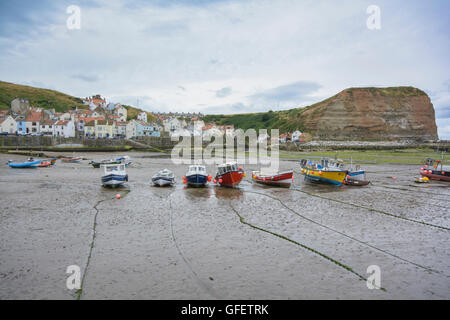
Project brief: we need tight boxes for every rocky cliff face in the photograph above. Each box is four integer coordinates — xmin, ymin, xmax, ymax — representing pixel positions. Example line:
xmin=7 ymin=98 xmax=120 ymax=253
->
xmin=300 ymin=87 xmax=438 ymax=141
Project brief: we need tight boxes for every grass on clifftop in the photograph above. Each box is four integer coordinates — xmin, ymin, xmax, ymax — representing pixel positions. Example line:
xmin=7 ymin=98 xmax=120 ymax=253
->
xmin=0 ymin=81 xmax=156 ymax=120
xmin=0 ymin=80 xmax=87 ymax=112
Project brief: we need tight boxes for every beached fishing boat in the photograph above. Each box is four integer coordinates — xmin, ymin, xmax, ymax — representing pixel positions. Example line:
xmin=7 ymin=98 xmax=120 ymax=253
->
xmin=300 ymin=158 xmax=347 ymax=186
xmin=343 ymin=178 xmax=370 ymax=186
xmin=183 ymin=165 xmax=210 ymax=187
xmin=8 ymin=160 xmax=40 ymax=168
xmin=61 ymin=157 xmax=82 ymax=163
xmin=46 ymin=158 xmax=57 ymax=166
xmin=101 ymin=163 xmax=128 ymax=187
xmin=420 ymin=158 xmax=450 ymax=182
xmin=252 ymin=170 xmax=293 ymax=187
xmin=344 ymin=159 xmax=370 ymax=186
xmin=38 ymin=160 xmax=51 ymax=167
xmin=89 ymin=159 xmax=121 ymax=168
xmin=116 ymin=155 xmax=132 ymax=167
xmin=152 ymin=169 xmax=175 ymax=186
xmin=213 ymin=162 xmax=245 ymax=188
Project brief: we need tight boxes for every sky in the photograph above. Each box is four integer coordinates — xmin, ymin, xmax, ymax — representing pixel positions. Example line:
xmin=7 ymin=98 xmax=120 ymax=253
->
xmin=0 ymin=0 xmax=449 ymax=138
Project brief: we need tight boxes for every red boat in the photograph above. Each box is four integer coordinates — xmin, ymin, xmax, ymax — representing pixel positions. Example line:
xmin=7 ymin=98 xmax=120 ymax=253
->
xmin=213 ymin=162 xmax=245 ymax=188
xmin=38 ymin=161 xmax=51 ymax=167
xmin=252 ymin=170 xmax=293 ymax=187
xmin=420 ymin=158 xmax=450 ymax=182
xmin=61 ymin=157 xmax=82 ymax=163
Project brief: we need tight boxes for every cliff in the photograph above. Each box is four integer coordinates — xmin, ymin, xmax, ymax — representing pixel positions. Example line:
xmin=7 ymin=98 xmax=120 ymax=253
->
xmin=206 ymin=86 xmax=439 ymax=141
xmin=299 ymin=87 xmax=438 ymax=141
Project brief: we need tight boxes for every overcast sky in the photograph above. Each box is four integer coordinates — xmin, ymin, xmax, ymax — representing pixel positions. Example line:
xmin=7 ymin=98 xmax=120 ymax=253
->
xmin=0 ymin=0 xmax=449 ymax=138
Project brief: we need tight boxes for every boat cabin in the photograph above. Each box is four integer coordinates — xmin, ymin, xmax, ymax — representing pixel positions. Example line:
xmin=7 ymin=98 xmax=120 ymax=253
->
xmin=157 ymin=168 xmax=174 ymax=177
xmin=187 ymin=165 xmax=206 ymax=174
xmin=319 ymin=157 xmax=345 ymax=170
xmin=103 ymin=163 xmax=126 ymax=174
xmin=217 ymin=162 xmax=238 ymax=175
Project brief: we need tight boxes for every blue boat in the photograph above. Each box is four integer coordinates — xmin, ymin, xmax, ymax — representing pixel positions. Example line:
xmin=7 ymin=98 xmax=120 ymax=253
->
xmin=184 ymin=165 xmax=209 ymax=187
xmin=101 ymin=163 xmax=128 ymax=188
xmin=8 ymin=160 xmax=40 ymax=168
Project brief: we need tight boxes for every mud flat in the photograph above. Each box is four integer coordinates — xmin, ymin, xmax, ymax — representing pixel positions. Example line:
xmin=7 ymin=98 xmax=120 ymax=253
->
xmin=0 ymin=152 xmax=449 ymax=299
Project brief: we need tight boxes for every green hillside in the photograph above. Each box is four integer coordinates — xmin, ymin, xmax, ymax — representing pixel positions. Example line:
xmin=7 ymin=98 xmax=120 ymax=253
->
xmin=0 ymin=80 xmax=155 ymax=121
xmin=0 ymin=81 xmax=87 ymax=112
xmin=203 ymin=108 xmax=308 ymax=133
xmin=202 ymin=86 xmax=427 ymax=133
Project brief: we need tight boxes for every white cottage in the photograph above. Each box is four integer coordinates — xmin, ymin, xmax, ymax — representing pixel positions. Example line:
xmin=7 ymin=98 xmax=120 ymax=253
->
xmin=54 ymin=120 xmax=75 ymax=137
xmin=0 ymin=116 xmax=17 ymax=134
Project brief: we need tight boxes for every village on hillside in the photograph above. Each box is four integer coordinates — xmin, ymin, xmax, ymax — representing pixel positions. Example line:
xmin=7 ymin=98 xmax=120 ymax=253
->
xmin=0 ymin=95 xmax=307 ymax=143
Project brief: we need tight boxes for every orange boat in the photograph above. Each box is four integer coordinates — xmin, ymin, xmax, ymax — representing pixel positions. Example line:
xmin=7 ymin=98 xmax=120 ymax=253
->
xmin=213 ymin=162 xmax=245 ymax=188
xmin=38 ymin=161 xmax=51 ymax=167
xmin=252 ymin=170 xmax=293 ymax=188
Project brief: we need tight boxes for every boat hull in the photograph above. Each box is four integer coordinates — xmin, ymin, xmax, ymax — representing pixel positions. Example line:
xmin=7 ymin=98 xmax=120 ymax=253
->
xmin=420 ymin=172 xmax=450 ymax=182
xmin=347 ymin=170 xmax=365 ymax=181
xmin=186 ymin=174 xmax=207 ymax=187
xmin=8 ymin=160 xmax=41 ymax=168
xmin=38 ymin=161 xmax=51 ymax=167
xmin=216 ymin=171 xmax=243 ymax=188
xmin=91 ymin=160 xmax=121 ymax=168
xmin=62 ymin=158 xmax=82 ymax=163
xmin=152 ymin=177 xmax=175 ymax=186
xmin=101 ymin=174 xmax=128 ymax=187
xmin=343 ymin=178 xmax=370 ymax=186
xmin=302 ymin=168 xmax=346 ymax=186
xmin=252 ymin=170 xmax=293 ymax=188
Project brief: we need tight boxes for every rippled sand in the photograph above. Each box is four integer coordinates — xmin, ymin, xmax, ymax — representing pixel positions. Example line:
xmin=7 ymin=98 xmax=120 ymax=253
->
xmin=0 ymin=152 xmax=449 ymax=299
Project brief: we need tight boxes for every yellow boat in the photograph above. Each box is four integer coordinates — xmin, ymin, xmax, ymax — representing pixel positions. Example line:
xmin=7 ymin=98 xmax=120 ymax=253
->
xmin=300 ymin=158 xmax=347 ymax=186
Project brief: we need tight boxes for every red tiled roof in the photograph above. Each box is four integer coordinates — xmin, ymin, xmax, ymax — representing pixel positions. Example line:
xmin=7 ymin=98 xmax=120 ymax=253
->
xmin=26 ymin=113 xmax=42 ymax=122
xmin=41 ymin=120 xmax=56 ymax=126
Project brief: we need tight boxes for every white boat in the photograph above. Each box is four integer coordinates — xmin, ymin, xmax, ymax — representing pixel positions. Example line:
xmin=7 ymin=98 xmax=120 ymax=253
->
xmin=101 ymin=163 xmax=128 ymax=187
xmin=152 ymin=169 xmax=175 ymax=186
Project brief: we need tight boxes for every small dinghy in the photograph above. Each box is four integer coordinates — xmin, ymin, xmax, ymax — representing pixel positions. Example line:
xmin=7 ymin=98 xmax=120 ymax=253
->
xmin=116 ymin=156 xmax=132 ymax=167
xmin=183 ymin=165 xmax=210 ymax=187
xmin=90 ymin=159 xmax=121 ymax=168
xmin=213 ymin=162 xmax=245 ymax=188
xmin=61 ymin=157 xmax=82 ymax=163
xmin=101 ymin=163 xmax=128 ymax=188
xmin=152 ymin=169 xmax=175 ymax=186
xmin=252 ymin=170 xmax=293 ymax=187
xmin=415 ymin=176 xmax=430 ymax=184
xmin=343 ymin=178 xmax=370 ymax=186
xmin=44 ymin=158 xmax=57 ymax=166
xmin=38 ymin=160 xmax=51 ymax=167
xmin=8 ymin=159 xmax=40 ymax=168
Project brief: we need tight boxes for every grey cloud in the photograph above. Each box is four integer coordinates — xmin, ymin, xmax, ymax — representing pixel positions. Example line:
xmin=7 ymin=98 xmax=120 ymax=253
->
xmin=216 ymin=87 xmax=232 ymax=98
xmin=202 ymin=102 xmax=265 ymax=114
xmin=249 ymin=81 xmax=321 ymax=104
xmin=435 ymin=105 xmax=450 ymax=119
xmin=71 ymin=74 xmax=100 ymax=83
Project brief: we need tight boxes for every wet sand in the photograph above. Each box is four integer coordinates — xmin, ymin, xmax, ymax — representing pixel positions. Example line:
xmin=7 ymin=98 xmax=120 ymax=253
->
xmin=0 ymin=152 xmax=449 ymax=299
